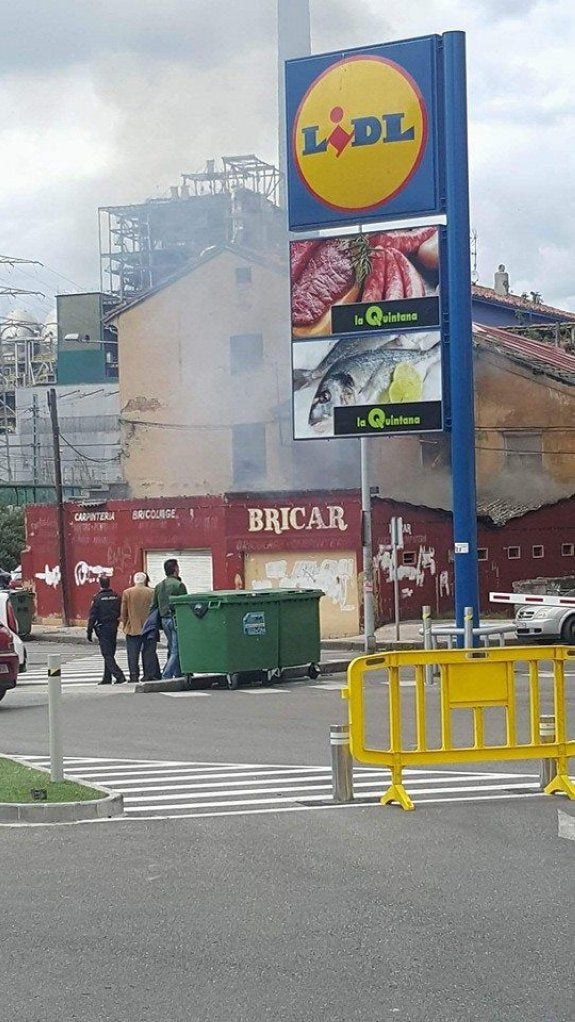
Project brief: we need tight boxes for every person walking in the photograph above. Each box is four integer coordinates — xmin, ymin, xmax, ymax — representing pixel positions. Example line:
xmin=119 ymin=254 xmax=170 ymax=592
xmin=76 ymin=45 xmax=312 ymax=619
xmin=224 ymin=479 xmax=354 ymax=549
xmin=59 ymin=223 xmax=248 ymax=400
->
xmin=152 ymin=559 xmax=187 ymax=679
xmin=120 ymin=571 xmax=159 ymax=683
xmin=87 ymin=575 xmax=126 ymax=685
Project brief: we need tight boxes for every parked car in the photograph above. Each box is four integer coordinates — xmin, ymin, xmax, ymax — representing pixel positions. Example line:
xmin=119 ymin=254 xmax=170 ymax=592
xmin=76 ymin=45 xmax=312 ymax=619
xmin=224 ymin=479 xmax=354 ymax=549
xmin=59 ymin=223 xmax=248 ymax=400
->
xmin=0 ymin=591 xmax=26 ymax=670
xmin=515 ymin=597 xmax=575 ymax=644
xmin=0 ymin=622 xmax=20 ymax=701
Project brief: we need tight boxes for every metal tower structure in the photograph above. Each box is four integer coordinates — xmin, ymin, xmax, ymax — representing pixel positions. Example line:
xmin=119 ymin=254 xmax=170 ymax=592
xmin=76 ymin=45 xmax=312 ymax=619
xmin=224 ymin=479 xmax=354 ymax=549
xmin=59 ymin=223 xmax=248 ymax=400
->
xmin=99 ymin=155 xmax=284 ymax=302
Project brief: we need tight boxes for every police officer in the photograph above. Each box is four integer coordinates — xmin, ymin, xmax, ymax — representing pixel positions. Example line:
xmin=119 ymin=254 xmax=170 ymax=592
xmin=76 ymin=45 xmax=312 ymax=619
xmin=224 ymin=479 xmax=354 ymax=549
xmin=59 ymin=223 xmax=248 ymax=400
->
xmin=87 ymin=575 xmax=127 ymax=685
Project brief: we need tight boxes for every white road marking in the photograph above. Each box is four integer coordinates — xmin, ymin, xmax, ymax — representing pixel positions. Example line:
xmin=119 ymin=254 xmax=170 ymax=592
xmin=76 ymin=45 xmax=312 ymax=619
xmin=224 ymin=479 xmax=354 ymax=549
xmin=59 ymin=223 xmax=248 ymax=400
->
xmin=9 ymin=755 xmax=555 ymax=821
xmin=558 ymin=810 xmax=575 ymax=841
xmin=162 ymin=692 xmax=211 ymax=698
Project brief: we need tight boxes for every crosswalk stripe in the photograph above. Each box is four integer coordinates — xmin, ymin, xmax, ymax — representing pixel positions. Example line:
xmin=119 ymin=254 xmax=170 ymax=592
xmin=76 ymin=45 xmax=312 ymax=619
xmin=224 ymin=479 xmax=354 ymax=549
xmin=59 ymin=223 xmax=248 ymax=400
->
xmin=9 ymin=755 xmax=550 ymax=820
xmin=17 ymin=657 xmax=348 ymax=694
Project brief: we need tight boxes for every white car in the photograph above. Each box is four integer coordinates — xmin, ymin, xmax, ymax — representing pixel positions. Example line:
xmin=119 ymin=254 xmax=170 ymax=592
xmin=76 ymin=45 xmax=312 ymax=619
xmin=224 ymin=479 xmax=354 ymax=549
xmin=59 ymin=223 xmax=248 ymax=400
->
xmin=515 ymin=598 xmax=575 ymax=645
xmin=0 ymin=591 xmax=26 ymax=670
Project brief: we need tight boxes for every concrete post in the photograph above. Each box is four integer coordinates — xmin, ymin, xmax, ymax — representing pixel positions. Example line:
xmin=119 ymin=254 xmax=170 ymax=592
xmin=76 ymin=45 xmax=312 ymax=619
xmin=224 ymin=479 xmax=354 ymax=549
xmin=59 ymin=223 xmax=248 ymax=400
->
xmin=422 ymin=605 xmax=434 ymax=685
xmin=330 ymin=724 xmax=354 ymax=803
xmin=464 ymin=606 xmax=474 ymax=649
xmin=47 ymin=654 xmax=63 ymax=783
xmin=539 ymin=714 xmax=557 ymax=791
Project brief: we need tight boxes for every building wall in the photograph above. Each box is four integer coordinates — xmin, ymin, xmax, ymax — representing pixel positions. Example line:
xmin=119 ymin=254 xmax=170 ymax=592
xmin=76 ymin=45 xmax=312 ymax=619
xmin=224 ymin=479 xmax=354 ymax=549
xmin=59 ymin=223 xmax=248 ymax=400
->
xmin=116 ymin=248 xmax=360 ymax=498
xmin=117 ymin=252 xmax=290 ymax=496
xmin=474 ymin=352 xmax=575 ymax=486
xmin=471 ymin=298 xmax=566 ymax=329
xmin=22 ymin=491 xmax=575 ymax=632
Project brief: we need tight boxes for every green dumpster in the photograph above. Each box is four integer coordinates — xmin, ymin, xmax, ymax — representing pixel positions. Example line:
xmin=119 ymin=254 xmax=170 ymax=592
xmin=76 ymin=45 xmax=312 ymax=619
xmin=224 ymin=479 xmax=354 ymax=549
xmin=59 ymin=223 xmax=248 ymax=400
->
xmin=275 ymin=589 xmax=323 ymax=672
xmin=171 ymin=588 xmax=323 ymax=689
xmin=8 ymin=588 xmax=34 ymax=639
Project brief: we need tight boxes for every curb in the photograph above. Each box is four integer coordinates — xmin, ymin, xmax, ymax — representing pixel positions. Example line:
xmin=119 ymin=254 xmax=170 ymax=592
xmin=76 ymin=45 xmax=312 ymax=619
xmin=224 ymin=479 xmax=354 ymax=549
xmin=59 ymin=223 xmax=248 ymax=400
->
xmin=0 ymin=781 xmax=124 ymax=825
xmin=135 ymin=659 xmax=352 ymax=694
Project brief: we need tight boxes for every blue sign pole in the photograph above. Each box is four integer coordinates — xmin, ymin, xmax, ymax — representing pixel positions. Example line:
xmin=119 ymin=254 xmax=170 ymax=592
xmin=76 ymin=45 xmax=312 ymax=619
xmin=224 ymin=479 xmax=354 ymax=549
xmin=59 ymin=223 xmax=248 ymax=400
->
xmin=443 ymin=31 xmax=480 ymax=638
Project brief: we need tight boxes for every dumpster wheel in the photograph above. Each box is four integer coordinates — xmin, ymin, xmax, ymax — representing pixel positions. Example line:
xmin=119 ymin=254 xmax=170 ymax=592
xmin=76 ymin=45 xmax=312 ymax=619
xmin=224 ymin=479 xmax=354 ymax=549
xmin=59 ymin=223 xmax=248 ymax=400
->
xmin=226 ymin=673 xmax=241 ymax=691
xmin=308 ymin=663 xmax=321 ymax=680
xmin=262 ymin=668 xmax=281 ymax=687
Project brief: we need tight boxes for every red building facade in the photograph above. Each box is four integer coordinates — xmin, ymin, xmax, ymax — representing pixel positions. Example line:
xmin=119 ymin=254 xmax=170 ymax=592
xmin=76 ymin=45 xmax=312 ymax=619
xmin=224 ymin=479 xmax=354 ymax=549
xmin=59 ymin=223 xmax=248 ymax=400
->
xmin=22 ymin=491 xmax=575 ymax=634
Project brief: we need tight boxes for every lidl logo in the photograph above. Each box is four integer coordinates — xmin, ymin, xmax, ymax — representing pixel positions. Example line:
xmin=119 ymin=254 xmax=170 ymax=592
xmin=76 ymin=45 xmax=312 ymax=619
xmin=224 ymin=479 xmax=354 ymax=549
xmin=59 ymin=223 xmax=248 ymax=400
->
xmin=293 ymin=55 xmax=427 ymax=213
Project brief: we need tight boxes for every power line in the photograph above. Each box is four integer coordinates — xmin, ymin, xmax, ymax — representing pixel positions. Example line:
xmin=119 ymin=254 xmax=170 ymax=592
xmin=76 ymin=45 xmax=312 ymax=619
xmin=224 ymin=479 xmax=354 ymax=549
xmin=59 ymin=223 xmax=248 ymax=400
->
xmin=59 ymin=432 xmax=120 ymax=463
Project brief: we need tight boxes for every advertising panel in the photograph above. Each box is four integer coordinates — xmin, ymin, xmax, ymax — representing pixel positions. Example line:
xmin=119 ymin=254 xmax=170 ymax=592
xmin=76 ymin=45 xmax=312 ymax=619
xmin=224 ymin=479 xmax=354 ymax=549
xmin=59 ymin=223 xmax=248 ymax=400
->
xmin=290 ymin=225 xmax=440 ymax=338
xmin=286 ymin=36 xmax=441 ymax=231
xmin=292 ymin=225 xmax=443 ymax=439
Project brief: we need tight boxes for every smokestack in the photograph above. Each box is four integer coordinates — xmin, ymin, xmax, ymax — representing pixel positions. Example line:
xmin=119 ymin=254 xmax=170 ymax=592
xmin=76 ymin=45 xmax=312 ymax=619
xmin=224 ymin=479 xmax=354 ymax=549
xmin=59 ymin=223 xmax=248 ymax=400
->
xmin=494 ymin=264 xmax=510 ymax=296
xmin=277 ymin=0 xmax=311 ymax=210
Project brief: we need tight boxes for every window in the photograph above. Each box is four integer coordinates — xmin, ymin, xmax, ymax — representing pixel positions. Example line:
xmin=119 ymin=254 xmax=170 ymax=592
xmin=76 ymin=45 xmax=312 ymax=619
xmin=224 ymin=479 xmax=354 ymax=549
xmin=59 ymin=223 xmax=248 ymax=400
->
xmin=507 ymin=546 xmax=521 ymax=559
xmin=532 ymin=545 xmax=544 ymax=558
xmin=235 ymin=266 xmax=252 ymax=285
xmin=232 ymin=423 xmax=267 ymax=486
xmin=402 ymin=552 xmax=416 ymax=566
xmin=229 ymin=333 xmax=263 ymax=374
xmin=420 ymin=436 xmax=451 ymax=470
xmin=502 ymin=431 xmax=543 ymax=472
xmin=562 ymin=543 xmax=575 ymax=557
xmin=478 ymin=548 xmax=488 ymax=561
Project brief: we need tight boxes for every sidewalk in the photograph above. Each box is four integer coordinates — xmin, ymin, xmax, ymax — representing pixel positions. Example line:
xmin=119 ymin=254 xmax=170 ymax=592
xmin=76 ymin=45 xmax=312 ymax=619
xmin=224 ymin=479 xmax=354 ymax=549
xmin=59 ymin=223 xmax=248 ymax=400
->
xmin=29 ymin=621 xmax=423 ymax=648
xmin=30 ymin=617 xmax=516 ymax=650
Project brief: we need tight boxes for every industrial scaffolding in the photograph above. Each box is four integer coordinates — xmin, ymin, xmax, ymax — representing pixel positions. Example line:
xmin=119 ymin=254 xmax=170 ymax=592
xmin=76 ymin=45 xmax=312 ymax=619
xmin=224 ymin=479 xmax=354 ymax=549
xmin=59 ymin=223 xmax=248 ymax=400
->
xmin=99 ymin=155 xmax=284 ymax=302
xmin=0 ymin=317 xmax=57 ymax=481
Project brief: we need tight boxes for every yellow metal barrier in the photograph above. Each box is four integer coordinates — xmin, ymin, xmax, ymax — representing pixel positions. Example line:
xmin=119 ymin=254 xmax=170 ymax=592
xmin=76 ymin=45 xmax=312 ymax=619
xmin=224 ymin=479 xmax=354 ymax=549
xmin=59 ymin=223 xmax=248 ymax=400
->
xmin=342 ymin=645 xmax=575 ymax=810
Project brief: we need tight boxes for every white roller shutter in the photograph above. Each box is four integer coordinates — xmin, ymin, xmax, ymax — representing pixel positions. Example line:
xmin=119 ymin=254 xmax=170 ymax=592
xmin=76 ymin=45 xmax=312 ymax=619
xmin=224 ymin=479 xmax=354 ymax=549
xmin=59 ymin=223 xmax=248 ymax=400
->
xmin=144 ymin=549 xmax=213 ymax=594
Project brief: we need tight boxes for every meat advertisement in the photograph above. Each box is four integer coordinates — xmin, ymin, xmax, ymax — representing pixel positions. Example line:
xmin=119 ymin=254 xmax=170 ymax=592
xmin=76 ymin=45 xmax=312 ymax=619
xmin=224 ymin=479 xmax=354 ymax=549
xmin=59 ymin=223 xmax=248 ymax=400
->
xmin=290 ymin=226 xmax=440 ymax=338
xmin=291 ymin=225 xmax=443 ymax=439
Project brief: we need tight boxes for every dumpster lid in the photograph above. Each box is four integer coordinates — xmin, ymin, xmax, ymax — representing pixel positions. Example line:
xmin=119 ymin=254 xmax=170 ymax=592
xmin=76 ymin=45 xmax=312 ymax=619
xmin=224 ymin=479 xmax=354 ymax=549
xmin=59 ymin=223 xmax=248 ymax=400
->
xmin=171 ymin=588 xmax=324 ymax=605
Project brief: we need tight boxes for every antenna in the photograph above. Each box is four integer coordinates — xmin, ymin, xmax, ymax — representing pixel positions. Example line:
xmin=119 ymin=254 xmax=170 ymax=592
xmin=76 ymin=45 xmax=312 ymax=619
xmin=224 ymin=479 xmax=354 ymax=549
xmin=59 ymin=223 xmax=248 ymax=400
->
xmin=470 ymin=229 xmax=479 ymax=283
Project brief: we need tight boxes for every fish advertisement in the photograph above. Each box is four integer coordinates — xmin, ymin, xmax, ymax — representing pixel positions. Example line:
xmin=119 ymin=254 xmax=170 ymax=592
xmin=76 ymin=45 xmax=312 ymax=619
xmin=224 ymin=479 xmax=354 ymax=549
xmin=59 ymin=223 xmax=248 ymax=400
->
xmin=291 ymin=225 xmax=444 ymax=439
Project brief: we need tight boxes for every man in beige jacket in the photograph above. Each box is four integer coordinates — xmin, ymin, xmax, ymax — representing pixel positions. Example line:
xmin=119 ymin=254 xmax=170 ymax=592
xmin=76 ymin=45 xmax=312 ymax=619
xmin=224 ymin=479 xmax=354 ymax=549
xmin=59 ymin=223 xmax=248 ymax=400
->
xmin=120 ymin=572 xmax=157 ymax=683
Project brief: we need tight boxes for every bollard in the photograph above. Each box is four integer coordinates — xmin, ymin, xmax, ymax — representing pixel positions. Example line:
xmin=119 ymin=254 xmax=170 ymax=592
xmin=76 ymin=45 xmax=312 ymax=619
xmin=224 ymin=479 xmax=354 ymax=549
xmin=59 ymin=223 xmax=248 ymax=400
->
xmin=464 ymin=606 xmax=474 ymax=649
xmin=422 ymin=605 xmax=434 ymax=685
xmin=47 ymin=654 xmax=64 ymax=783
xmin=330 ymin=724 xmax=354 ymax=803
xmin=539 ymin=714 xmax=557 ymax=791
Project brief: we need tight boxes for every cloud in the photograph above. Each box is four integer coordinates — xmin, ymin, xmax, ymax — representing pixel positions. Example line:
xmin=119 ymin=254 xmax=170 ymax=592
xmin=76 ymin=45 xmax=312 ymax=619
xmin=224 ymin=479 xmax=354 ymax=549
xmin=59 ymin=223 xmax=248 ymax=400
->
xmin=0 ymin=0 xmax=574 ymax=319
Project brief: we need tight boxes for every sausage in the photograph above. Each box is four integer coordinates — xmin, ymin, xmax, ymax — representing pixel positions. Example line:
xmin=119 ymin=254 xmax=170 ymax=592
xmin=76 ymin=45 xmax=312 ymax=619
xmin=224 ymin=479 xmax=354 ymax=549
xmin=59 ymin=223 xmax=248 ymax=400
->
xmin=383 ymin=250 xmax=406 ymax=300
xmin=361 ymin=248 xmax=389 ymax=302
xmin=371 ymin=226 xmax=437 ymax=256
xmin=393 ymin=249 xmax=426 ymax=298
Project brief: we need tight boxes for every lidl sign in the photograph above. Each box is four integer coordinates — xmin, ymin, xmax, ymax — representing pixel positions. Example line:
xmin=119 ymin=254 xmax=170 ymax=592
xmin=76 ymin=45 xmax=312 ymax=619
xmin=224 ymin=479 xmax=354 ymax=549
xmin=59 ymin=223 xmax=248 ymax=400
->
xmin=286 ymin=37 xmax=441 ymax=230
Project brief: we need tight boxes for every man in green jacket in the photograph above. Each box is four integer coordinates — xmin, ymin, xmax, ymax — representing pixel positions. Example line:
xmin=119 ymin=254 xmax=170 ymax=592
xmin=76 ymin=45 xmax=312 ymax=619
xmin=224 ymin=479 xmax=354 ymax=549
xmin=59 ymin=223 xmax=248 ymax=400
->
xmin=152 ymin=559 xmax=187 ymax=678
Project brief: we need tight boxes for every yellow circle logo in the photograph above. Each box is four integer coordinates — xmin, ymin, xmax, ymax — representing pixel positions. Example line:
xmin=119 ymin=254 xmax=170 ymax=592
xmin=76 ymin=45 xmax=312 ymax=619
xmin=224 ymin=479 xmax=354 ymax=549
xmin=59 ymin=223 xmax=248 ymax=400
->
xmin=293 ymin=55 xmax=427 ymax=212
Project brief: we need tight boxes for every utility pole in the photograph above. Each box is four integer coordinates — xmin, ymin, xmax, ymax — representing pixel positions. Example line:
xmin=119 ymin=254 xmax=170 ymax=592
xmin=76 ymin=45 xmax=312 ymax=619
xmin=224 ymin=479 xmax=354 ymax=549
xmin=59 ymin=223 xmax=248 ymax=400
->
xmin=32 ymin=393 xmax=39 ymax=491
xmin=360 ymin=438 xmax=376 ymax=652
xmin=47 ymin=388 xmax=71 ymax=626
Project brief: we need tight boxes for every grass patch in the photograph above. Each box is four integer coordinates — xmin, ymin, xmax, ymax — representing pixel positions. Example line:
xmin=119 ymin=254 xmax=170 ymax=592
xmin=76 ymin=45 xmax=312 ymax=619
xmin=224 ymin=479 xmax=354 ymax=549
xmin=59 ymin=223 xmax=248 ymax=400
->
xmin=0 ymin=757 xmax=105 ymax=803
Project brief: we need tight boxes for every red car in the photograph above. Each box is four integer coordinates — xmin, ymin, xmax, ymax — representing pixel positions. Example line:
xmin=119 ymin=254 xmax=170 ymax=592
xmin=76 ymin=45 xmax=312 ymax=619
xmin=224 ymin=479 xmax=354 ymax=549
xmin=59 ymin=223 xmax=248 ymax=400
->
xmin=0 ymin=622 xmax=20 ymax=701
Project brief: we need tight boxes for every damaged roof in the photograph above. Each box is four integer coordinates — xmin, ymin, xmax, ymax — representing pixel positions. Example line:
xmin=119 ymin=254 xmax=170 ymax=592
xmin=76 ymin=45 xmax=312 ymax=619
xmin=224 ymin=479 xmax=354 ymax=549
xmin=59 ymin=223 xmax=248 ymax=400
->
xmin=473 ymin=322 xmax=575 ymax=386
xmin=472 ymin=284 xmax=575 ymax=322
xmin=376 ymin=491 xmax=575 ymax=527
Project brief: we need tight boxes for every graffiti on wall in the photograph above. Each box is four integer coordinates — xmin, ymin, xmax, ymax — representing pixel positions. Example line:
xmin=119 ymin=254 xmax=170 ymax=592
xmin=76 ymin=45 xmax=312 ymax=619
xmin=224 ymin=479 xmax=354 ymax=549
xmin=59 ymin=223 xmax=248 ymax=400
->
xmin=251 ymin=557 xmax=356 ymax=611
xmin=35 ymin=562 xmax=114 ymax=588
xmin=35 ymin=565 xmax=61 ymax=588
xmin=375 ymin=543 xmax=437 ymax=589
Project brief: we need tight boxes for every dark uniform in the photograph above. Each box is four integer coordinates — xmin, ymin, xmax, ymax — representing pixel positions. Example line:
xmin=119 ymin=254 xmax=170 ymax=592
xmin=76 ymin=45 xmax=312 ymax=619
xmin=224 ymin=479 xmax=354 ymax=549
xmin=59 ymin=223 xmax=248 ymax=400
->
xmin=87 ymin=582 xmax=126 ymax=685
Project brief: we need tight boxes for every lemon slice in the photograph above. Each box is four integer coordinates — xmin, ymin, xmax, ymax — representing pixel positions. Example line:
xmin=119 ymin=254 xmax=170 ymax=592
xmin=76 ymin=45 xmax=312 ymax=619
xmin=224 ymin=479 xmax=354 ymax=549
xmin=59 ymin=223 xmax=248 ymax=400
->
xmin=388 ymin=363 xmax=423 ymax=403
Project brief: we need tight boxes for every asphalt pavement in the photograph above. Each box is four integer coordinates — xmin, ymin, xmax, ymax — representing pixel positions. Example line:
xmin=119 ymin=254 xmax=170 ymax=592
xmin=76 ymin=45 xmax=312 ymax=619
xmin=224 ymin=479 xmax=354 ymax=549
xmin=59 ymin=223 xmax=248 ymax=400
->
xmin=1 ymin=639 xmax=573 ymax=1021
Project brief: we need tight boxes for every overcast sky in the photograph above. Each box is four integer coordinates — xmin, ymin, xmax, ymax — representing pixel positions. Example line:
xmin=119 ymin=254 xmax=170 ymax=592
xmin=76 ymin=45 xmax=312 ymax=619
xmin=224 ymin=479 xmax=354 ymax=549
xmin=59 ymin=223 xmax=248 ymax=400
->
xmin=0 ymin=0 xmax=572 ymax=320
